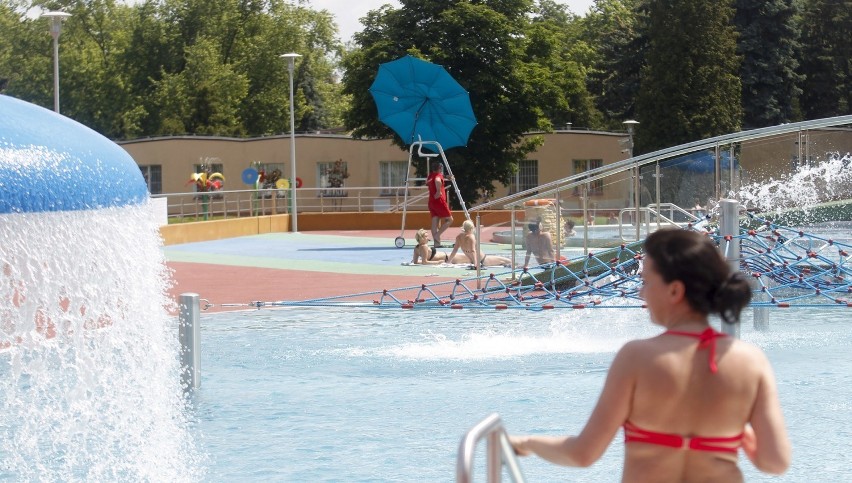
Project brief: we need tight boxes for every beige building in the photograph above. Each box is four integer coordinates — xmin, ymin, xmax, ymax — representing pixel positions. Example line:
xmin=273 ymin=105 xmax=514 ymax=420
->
xmin=120 ymin=126 xmax=852 ymax=221
xmin=119 ymin=129 xmax=632 ymax=214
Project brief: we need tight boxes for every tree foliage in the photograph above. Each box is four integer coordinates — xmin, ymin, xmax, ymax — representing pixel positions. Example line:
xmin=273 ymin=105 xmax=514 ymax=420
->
xmin=1 ymin=3 xmax=56 ymax=109
xmin=583 ymin=0 xmax=645 ymax=129
xmin=0 ymin=0 xmax=345 ymax=138
xmin=635 ymin=0 xmax=742 ymax=154
xmin=798 ymin=0 xmax=851 ymax=119
xmin=341 ymin=0 xmax=602 ymax=206
xmin=1 ymin=0 xmax=849 ymax=187
xmin=527 ymin=0 xmax=602 ymax=130
xmin=734 ymin=0 xmax=802 ymax=128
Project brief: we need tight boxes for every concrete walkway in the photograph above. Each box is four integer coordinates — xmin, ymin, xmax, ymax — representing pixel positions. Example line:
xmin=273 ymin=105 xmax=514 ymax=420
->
xmin=164 ymin=228 xmax=522 ymax=312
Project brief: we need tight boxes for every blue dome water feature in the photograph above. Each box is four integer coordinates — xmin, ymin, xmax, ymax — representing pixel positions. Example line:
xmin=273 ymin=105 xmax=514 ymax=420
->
xmin=0 ymin=94 xmax=148 ymax=213
xmin=0 ymin=96 xmax=201 ymax=479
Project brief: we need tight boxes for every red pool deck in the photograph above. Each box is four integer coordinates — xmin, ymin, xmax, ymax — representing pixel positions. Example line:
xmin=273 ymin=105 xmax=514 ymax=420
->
xmin=164 ymin=227 xmax=515 ymax=313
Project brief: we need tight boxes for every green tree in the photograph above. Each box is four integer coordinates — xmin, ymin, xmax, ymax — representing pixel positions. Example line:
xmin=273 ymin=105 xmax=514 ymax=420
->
xmin=798 ymin=0 xmax=851 ymax=119
xmin=119 ymin=0 xmax=178 ymax=137
xmin=0 ymin=2 xmax=53 ymax=106
xmin=230 ymin=0 xmax=344 ymax=135
xmin=56 ymin=1 xmax=143 ymax=138
xmin=734 ymin=0 xmax=802 ymax=128
xmin=527 ymin=0 xmax=602 ymax=130
xmin=152 ymin=36 xmax=249 ymax=135
xmin=635 ymin=0 xmax=742 ymax=153
xmin=583 ymin=0 xmax=645 ymax=129
xmin=3 ymin=0 xmax=346 ymax=139
xmin=342 ymin=0 xmax=577 ymax=206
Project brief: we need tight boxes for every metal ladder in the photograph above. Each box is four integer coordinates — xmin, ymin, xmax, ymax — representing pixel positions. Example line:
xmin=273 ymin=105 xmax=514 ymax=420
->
xmin=394 ymin=139 xmax=471 ymax=248
xmin=457 ymin=413 xmax=526 ymax=483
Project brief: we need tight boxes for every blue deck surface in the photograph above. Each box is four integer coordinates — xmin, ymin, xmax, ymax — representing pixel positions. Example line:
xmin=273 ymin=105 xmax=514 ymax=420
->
xmin=163 ymin=232 xmax=522 ymax=277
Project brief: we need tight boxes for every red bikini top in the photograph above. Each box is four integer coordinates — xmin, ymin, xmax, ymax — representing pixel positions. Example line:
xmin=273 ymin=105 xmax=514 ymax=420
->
xmin=622 ymin=327 xmax=741 ymax=453
xmin=623 ymin=421 xmax=743 ymax=453
xmin=665 ymin=327 xmax=727 ymax=373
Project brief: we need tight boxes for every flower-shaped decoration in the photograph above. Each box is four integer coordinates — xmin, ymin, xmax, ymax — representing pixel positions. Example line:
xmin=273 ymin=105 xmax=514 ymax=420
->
xmin=323 ymin=159 xmax=349 ymax=188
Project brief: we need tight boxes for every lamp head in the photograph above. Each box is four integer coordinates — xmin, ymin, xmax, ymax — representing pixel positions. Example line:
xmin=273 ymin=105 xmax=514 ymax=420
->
xmin=41 ymin=11 xmax=71 ymax=37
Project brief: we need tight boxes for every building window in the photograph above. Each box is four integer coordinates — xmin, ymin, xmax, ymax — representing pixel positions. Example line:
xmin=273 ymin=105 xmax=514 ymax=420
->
xmin=317 ymin=159 xmax=349 ymax=197
xmin=573 ymin=159 xmax=603 ymax=196
xmin=509 ymin=159 xmax=539 ymax=194
xmin=380 ymin=160 xmax=408 ymax=196
xmin=139 ymin=165 xmax=162 ymax=194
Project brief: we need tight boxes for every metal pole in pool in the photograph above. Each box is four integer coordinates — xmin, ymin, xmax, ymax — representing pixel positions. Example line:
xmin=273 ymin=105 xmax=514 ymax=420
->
xmin=510 ymin=208 xmax=517 ymax=280
xmin=718 ymin=199 xmax=741 ymax=338
xmin=179 ymin=293 xmax=201 ymax=390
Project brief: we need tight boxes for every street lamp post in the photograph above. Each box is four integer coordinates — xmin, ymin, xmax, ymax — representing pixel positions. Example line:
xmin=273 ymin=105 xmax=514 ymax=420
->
xmin=622 ymin=120 xmax=639 ymax=157
xmin=280 ymin=53 xmax=301 ymax=232
xmin=42 ymin=11 xmax=72 ymax=113
xmin=622 ymin=120 xmax=640 ymax=240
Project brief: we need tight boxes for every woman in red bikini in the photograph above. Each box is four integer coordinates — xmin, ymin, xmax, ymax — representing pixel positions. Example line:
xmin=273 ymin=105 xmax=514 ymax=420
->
xmin=510 ymin=229 xmax=790 ymax=481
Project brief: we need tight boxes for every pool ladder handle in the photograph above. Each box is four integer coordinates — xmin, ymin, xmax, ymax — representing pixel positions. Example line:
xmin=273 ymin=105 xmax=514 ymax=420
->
xmin=457 ymin=413 xmax=527 ymax=483
xmin=617 ymin=203 xmax=705 ymax=242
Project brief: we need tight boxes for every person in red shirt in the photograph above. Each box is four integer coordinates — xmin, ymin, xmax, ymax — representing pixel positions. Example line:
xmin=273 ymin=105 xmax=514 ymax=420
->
xmin=426 ymin=161 xmax=454 ymax=248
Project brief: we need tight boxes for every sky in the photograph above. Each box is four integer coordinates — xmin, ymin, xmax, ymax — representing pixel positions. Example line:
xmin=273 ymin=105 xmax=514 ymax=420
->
xmin=309 ymin=0 xmax=596 ymax=44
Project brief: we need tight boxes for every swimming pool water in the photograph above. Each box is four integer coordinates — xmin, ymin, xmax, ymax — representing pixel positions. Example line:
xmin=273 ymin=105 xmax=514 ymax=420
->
xmin=192 ymin=306 xmax=851 ymax=482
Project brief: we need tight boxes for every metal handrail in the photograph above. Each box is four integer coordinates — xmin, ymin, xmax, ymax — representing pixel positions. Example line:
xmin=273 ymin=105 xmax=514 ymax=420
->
xmin=471 ymin=114 xmax=852 ymax=212
xmin=457 ymin=413 xmax=526 ymax=483
xmin=648 ymin=202 xmax=705 ymax=223
xmin=151 ymin=185 xmax=431 ymax=219
xmin=389 ymin=190 xmax=429 ymax=212
xmin=618 ymin=204 xmax=704 ymax=241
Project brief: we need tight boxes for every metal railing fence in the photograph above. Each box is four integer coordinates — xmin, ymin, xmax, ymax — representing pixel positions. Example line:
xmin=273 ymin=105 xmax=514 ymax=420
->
xmin=152 ymin=185 xmax=432 ymax=221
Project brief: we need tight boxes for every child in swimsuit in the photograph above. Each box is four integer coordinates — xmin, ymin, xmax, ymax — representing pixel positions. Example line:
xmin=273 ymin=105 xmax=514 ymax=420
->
xmin=510 ymin=229 xmax=790 ymax=480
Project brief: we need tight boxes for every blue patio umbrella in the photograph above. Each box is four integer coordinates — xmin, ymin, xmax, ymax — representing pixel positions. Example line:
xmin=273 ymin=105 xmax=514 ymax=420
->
xmin=369 ymin=55 xmax=477 ymax=150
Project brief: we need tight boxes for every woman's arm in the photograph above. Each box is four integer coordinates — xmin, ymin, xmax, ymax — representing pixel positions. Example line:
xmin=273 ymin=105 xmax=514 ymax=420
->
xmin=413 ymin=245 xmax=449 ymax=265
xmin=510 ymin=343 xmax=637 ymax=466
xmin=543 ymin=233 xmax=555 ymax=260
xmin=448 ymin=237 xmax=461 ymax=261
xmin=742 ymin=352 xmax=791 ymax=474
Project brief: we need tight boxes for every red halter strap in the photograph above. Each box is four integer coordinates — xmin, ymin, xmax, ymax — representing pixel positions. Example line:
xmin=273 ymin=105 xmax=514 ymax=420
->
xmin=664 ymin=327 xmax=726 ymax=373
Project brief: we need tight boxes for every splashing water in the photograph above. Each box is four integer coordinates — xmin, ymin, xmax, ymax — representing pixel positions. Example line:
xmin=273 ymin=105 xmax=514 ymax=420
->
xmin=737 ymin=152 xmax=852 ymax=213
xmin=369 ymin=309 xmax=653 ymax=360
xmin=0 ymin=205 xmax=204 ymax=480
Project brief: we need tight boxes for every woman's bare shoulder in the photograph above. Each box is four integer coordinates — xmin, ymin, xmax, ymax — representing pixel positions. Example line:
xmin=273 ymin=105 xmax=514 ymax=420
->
xmin=623 ymin=333 xmax=667 ymax=350
xmin=615 ymin=337 xmax=660 ymax=362
xmin=726 ymin=338 xmax=770 ymax=365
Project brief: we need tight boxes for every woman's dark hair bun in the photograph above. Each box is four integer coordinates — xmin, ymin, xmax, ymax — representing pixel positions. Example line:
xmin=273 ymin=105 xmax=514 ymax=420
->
xmin=713 ymin=271 xmax=752 ymax=325
xmin=644 ymin=229 xmax=752 ymax=324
